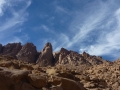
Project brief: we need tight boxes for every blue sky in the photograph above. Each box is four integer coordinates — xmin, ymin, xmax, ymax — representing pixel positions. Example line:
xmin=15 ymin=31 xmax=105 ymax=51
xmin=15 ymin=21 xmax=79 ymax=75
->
xmin=0 ymin=0 xmax=120 ymax=61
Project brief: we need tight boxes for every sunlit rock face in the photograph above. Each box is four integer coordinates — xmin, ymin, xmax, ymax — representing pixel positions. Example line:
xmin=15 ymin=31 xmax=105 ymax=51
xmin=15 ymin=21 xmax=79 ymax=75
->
xmin=36 ymin=42 xmax=54 ymax=66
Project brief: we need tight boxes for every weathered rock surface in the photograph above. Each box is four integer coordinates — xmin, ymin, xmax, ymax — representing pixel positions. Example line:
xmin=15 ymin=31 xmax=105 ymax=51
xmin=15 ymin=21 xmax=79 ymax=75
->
xmin=16 ymin=43 xmax=37 ymax=63
xmin=36 ymin=42 xmax=54 ymax=66
xmin=1 ymin=43 xmax=22 ymax=58
xmin=28 ymin=73 xmax=47 ymax=88
xmin=60 ymin=78 xmax=86 ymax=90
xmin=55 ymin=49 xmax=109 ymax=67
xmin=0 ymin=67 xmax=30 ymax=90
xmin=56 ymin=48 xmax=70 ymax=64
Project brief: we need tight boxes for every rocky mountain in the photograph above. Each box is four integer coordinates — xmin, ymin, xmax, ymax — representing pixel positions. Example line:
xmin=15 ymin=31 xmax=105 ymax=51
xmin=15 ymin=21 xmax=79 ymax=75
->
xmin=0 ymin=42 xmax=119 ymax=90
xmin=0 ymin=42 xmax=108 ymax=66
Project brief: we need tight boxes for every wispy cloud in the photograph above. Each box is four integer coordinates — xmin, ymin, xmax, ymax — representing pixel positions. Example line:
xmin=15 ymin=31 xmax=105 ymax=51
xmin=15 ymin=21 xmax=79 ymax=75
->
xmin=0 ymin=0 xmax=6 ymax=16
xmin=32 ymin=24 xmax=51 ymax=32
xmin=80 ymin=7 xmax=120 ymax=59
xmin=55 ymin=6 xmax=70 ymax=15
xmin=51 ymin=0 xmax=120 ymax=60
xmin=0 ymin=0 xmax=31 ymax=45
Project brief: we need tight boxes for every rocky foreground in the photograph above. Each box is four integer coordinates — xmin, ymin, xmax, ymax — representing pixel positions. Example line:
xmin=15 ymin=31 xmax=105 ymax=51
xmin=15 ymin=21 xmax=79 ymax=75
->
xmin=0 ymin=42 xmax=120 ymax=90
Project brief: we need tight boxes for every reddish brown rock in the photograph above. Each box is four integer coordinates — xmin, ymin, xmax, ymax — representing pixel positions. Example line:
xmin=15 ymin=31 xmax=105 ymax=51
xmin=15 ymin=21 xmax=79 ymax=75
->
xmin=81 ymin=52 xmax=109 ymax=65
xmin=0 ymin=67 xmax=30 ymax=90
xmin=28 ymin=74 xmax=47 ymax=88
xmin=21 ymin=82 xmax=36 ymax=90
xmin=16 ymin=43 xmax=37 ymax=63
xmin=60 ymin=78 xmax=86 ymax=90
xmin=36 ymin=42 xmax=54 ymax=66
xmin=1 ymin=43 xmax=22 ymax=58
xmin=53 ymin=52 xmax=60 ymax=63
xmin=56 ymin=48 xmax=70 ymax=64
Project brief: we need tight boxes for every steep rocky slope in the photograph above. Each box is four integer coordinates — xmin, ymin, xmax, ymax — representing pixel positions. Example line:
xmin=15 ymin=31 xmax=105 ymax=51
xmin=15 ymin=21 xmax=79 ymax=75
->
xmin=0 ymin=42 xmax=119 ymax=90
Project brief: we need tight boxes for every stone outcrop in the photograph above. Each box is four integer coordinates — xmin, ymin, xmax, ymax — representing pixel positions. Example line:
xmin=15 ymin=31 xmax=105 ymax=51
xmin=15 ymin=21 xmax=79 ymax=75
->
xmin=1 ymin=43 xmax=22 ymax=58
xmin=54 ymin=48 xmax=108 ymax=67
xmin=0 ymin=44 xmax=2 ymax=53
xmin=54 ymin=48 xmax=70 ymax=64
xmin=16 ymin=43 xmax=37 ymax=63
xmin=36 ymin=42 xmax=54 ymax=66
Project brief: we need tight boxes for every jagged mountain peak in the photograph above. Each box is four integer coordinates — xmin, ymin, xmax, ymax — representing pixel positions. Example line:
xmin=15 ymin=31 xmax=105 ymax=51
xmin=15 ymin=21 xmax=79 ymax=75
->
xmin=0 ymin=42 xmax=112 ymax=66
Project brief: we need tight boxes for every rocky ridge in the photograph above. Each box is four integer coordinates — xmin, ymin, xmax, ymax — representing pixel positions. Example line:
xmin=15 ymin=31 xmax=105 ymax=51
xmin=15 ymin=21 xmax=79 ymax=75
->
xmin=0 ymin=42 xmax=119 ymax=90
xmin=0 ymin=42 xmax=108 ymax=66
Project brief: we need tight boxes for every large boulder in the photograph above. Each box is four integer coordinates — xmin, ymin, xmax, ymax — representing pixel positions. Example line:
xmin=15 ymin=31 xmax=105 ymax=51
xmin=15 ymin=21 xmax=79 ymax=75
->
xmin=36 ymin=42 xmax=54 ymax=66
xmin=20 ymin=82 xmax=36 ymax=90
xmin=28 ymin=74 xmax=47 ymax=88
xmin=16 ymin=43 xmax=37 ymax=63
xmin=2 ymin=43 xmax=22 ymax=58
xmin=0 ymin=67 xmax=30 ymax=90
xmin=60 ymin=78 xmax=86 ymax=90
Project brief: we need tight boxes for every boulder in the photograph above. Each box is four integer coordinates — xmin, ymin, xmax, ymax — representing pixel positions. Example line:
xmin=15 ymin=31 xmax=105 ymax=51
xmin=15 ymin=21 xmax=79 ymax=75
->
xmin=16 ymin=43 xmax=37 ymax=63
xmin=20 ymin=82 xmax=36 ymax=90
xmin=60 ymin=78 xmax=86 ymax=90
xmin=0 ymin=67 xmax=30 ymax=90
xmin=36 ymin=42 xmax=54 ymax=66
xmin=28 ymin=74 xmax=47 ymax=88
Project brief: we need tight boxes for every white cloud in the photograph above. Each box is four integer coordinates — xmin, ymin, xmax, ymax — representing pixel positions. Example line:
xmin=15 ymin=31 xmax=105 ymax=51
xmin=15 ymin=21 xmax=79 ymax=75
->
xmin=53 ymin=0 xmax=108 ymax=49
xmin=55 ymin=6 xmax=70 ymax=15
xmin=79 ymin=7 xmax=120 ymax=60
xmin=0 ymin=0 xmax=31 ymax=44
xmin=0 ymin=0 xmax=6 ymax=16
xmin=51 ymin=0 xmax=120 ymax=60
xmin=33 ymin=24 xmax=51 ymax=32
xmin=40 ymin=24 xmax=49 ymax=32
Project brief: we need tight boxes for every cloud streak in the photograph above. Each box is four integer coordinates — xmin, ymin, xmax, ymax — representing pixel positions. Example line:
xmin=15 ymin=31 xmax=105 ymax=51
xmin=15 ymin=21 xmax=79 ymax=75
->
xmin=51 ymin=0 xmax=120 ymax=60
xmin=0 ymin=0 xmax=31 ymax=45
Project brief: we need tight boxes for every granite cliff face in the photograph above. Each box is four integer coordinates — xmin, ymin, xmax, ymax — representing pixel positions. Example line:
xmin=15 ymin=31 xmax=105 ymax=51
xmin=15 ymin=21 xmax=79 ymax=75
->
xmin=0 ymin=42 xmax=119 ymax=90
